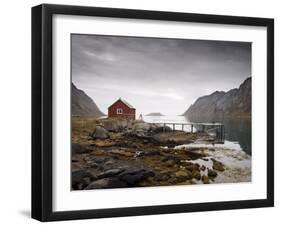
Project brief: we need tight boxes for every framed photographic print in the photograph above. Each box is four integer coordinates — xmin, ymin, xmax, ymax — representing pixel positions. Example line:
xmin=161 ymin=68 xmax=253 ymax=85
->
xmin=32 ymin=4 xmax=274 ymax=221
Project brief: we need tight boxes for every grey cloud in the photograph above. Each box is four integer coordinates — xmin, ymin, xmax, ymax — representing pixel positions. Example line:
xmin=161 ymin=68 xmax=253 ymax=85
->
xmin=72 ymin=34 xmax=251 ymax=115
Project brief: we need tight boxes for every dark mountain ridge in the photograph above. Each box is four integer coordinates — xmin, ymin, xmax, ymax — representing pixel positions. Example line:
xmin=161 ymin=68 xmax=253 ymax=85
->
xmin=184 ymin=77 xmax=251 ymax=121
xmin=72 ymin=83 xmax=104 ymax=117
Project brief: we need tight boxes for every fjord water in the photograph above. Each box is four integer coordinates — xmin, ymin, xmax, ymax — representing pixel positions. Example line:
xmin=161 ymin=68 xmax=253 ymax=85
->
xmin=143 ymin=115 xmax=189 ymax=124
xmin=143 ymin=115 xmax=191 ymax=132
xmin=218 ymin=117 xmax=251 ymax=155
xmin=143 ymin=115 xmax=251 ymax=155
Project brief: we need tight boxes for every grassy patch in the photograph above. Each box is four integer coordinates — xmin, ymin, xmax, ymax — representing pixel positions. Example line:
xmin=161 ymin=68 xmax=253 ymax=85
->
xmin=72 ymin=116 xmax=99 ymax=143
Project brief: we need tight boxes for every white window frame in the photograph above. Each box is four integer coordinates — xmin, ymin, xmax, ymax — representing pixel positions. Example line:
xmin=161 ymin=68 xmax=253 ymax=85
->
xmin=116 ymin=108 xmax=123 ymax=114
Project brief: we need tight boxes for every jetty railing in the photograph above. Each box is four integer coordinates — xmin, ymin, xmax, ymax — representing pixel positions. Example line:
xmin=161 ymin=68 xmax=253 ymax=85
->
xmin=153 ymin=122 xmax=225 ymax=143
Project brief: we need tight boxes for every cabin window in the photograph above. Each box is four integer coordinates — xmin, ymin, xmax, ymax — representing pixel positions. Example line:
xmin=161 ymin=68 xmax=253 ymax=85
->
xmin=116 ymin=108 xmax=123 ymax=114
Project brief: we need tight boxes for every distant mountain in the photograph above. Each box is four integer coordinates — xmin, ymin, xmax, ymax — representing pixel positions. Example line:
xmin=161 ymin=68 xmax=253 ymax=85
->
xmin=146 ymin=112 xmax=165 ymax=116
xmin=72 ymin=83 xmax=104 ymax=117
xmin=184 ymin=77 xmax=251 ymax=121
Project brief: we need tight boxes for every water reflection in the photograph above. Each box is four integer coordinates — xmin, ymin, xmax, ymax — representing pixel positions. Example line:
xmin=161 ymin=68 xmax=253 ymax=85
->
xmin=187 ymin=116 xmax=251 ymax=155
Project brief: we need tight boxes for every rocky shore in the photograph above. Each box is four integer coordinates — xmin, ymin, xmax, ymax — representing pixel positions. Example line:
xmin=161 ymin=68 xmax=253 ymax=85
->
xmin=72 ymin=117 xmax=251 ymax=190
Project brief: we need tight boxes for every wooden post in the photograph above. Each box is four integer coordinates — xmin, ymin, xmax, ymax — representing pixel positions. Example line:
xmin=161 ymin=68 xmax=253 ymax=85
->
xmin=163 ymin=123 xmax=166 ymax=132
xmin=173 ymin=124 xmax=175 ymax=131
xmin=182 ymin=124 xmax=184 ymax=131
xmin=191 ymin=124 xmax=193 ymax=133
xmin=216 ymin=127 xmax=219 ymax=140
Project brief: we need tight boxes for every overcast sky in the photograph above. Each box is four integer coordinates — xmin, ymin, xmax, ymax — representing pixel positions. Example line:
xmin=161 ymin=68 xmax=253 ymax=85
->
xmin=71 ymin=34 xmax=251 ymax=116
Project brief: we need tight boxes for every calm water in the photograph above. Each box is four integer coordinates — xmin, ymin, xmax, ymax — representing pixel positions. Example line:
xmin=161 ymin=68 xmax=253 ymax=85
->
xmin=217 ymin=117 xmax=251 ymax=155
xmin=143 ymin=115 xmax=251 ymax=155
xmin=143 ymin=115 xmax=189 ymax=124
xmin=143 ymin=115 xmax=192 ymax=132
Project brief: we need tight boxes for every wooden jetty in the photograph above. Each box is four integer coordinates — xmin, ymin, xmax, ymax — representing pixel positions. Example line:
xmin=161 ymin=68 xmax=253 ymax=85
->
xmin=154 ymin=122 xmax=225 ymax=143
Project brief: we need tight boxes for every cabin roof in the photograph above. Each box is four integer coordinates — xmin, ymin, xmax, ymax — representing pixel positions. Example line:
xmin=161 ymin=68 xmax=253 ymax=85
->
xmin=108 ymin=98 xmax=135 ymax=109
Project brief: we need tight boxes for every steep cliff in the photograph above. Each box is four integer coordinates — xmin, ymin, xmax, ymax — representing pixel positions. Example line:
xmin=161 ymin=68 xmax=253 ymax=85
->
xmin=184 ymin=77 xmax=251 ymax=121
xmin=72 ymin=83 xmax=104 ymax=117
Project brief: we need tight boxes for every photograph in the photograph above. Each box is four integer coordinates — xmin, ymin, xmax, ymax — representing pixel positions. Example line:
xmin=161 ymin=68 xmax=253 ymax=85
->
xmin=30 ymin=3 xmax=274 ymax=221
xmin=71 ymin=34 xmax=252 ymax=190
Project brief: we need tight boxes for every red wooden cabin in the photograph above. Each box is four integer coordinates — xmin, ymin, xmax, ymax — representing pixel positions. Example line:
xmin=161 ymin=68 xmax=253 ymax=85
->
xmin=108 ymin=98 xmax=136 ymax=120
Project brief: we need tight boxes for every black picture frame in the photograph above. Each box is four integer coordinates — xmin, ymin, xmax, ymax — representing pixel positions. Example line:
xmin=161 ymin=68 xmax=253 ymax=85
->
xmin=32 ymin=3 xmax=274 ymax=222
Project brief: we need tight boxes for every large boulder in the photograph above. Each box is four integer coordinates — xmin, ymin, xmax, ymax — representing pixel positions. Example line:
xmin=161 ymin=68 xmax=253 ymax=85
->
xmin=97 ymin=168 xmax=125 ymax=179
xmin=152 ymin=125 xmax=172 ymax=133
xmin=118 ymin=168 xmax=155 ymax=185
xmin=72 ymin=143 xmax=90 ymax=155
xmin=102 ymin=119 xmax=120 ymax=132
xmin=175 ymin=170 xmax=192 ymax=182
xmin=191 ymin=169 xmax=201 ymax=180
xmin=91 ymin=125 xmax=109 ymax=139
xmin=72 ymin=170 xmax=95 ymax=190
xmin=118 ymin=120 xmax=130 ymax=130
xmin=132 ymin=122 xmax=150 ymax=133
xmin=211 ymin=158 xmax=225 ymax=171
xmin=102 ymin=119 xmax=132 ymax=132
xmin=208 ymin=169 xmax=218 ymax=178
xmin=84 ymin=177 xmax=127 ymax=189
xmin=201 ymin=175 xmax=209 ymax=184
xmin=130 ymin=122 xmax=158 ymax=137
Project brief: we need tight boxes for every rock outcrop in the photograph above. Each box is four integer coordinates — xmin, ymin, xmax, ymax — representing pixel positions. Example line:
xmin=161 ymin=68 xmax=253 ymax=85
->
xmin=90 ymin=125 xmax=110 ymax=139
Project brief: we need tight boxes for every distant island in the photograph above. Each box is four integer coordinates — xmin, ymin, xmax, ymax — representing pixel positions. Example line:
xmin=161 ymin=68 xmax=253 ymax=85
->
xmin=146 ymin=112 xmax=165 ymax=116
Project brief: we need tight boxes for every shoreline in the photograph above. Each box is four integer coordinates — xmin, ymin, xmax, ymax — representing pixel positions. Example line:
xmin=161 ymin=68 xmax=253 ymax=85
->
xmin=72 ymin=117 xmax=251 ymax=190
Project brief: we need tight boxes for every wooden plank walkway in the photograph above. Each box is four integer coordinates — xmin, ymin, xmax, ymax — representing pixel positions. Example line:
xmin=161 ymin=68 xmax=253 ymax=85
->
xmin=152 ymin=122 xmax=225 ymax=142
